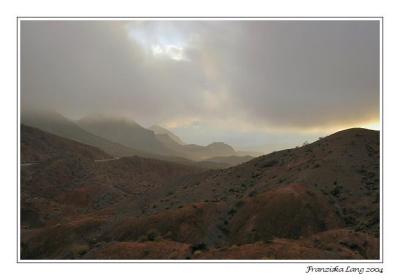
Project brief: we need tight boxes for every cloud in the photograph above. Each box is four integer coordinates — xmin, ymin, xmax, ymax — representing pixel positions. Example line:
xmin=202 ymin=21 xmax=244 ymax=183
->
xmin=195 ymin=21 xmax=380 ymax=130
xmin=20 ymin=20 xmax=380 ymax=150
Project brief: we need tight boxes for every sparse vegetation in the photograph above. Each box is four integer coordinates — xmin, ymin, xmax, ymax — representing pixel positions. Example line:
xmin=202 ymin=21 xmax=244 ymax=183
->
xmin=21 ymin=126 xmax=380 ymax=260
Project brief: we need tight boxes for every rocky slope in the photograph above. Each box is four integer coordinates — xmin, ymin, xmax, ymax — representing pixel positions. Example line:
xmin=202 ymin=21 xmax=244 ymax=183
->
xmin=20 ymin=127 xmax=380 ymax=260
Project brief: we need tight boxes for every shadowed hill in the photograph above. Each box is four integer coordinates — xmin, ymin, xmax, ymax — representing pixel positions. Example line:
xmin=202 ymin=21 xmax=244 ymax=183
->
xmin=21 ymin=110 xmax=140 ymax=157
xmin=21 ymin=125 xmax=111 ymax=162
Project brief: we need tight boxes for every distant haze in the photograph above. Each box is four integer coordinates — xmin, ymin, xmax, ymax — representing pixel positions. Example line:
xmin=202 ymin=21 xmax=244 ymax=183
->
xmin=20 ymin=20 xmax=380 ymax=153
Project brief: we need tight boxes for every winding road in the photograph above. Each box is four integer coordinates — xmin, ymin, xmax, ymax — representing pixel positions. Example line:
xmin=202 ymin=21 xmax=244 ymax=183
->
xmin=21 ymin=157 xmax=120 ymax=167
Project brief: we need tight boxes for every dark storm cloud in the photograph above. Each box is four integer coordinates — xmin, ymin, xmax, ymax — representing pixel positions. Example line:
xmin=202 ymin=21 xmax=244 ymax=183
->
xmin=20 ymin=20 xmax=379 ymax=131
xmin=21 ymin=21 xmax=209 ymax=125
xmin=213 ymin=21 xmax=380 ymax=129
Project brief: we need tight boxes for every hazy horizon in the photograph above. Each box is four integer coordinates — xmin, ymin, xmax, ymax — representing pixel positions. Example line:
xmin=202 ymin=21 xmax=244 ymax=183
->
xmin=20 ymin=20 xmax=380 ymax=153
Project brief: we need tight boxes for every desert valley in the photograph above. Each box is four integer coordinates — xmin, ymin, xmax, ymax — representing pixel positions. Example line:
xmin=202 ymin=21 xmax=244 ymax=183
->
xmin=20 ymin=111 xmax=380 ymax=260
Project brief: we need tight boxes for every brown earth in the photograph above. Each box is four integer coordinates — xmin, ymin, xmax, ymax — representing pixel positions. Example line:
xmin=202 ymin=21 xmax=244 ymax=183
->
xmin=20 ymin=126 xmax=380 ymax=260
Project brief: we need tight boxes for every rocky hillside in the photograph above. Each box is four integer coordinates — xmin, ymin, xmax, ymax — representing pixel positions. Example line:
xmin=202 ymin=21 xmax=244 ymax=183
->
xmin=20 ymin=127 xmax=380 ymax=260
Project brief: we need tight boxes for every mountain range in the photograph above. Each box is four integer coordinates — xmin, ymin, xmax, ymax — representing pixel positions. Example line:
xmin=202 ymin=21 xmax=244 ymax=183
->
xmin=21 ymin=110 xmax=255 ymax=168
xmin=20 ymin=123 xmax=380 ymax=259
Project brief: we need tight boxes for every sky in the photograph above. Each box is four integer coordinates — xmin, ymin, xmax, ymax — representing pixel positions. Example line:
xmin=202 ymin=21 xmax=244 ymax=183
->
xmin=20 ymin=20 xmax=380 ymax=153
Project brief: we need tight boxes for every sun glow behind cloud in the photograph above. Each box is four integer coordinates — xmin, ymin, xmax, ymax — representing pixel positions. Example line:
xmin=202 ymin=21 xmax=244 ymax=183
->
xmin=150 ymin=44 xmax=187 ymax=61
xmin=127 ymin=23 xmax=190 ymax=61
xmin=359 ymin=120 xmax=380 ymax=130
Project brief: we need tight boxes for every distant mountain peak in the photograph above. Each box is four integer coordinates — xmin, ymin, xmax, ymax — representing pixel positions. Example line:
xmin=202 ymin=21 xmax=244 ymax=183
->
xmin=149 ymin=125 xmax=185 ymax=145
xmin=77 ymin=117 xmax=175 ymax=156
xmin=206 ymin=142 xmax=236 ymax=153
